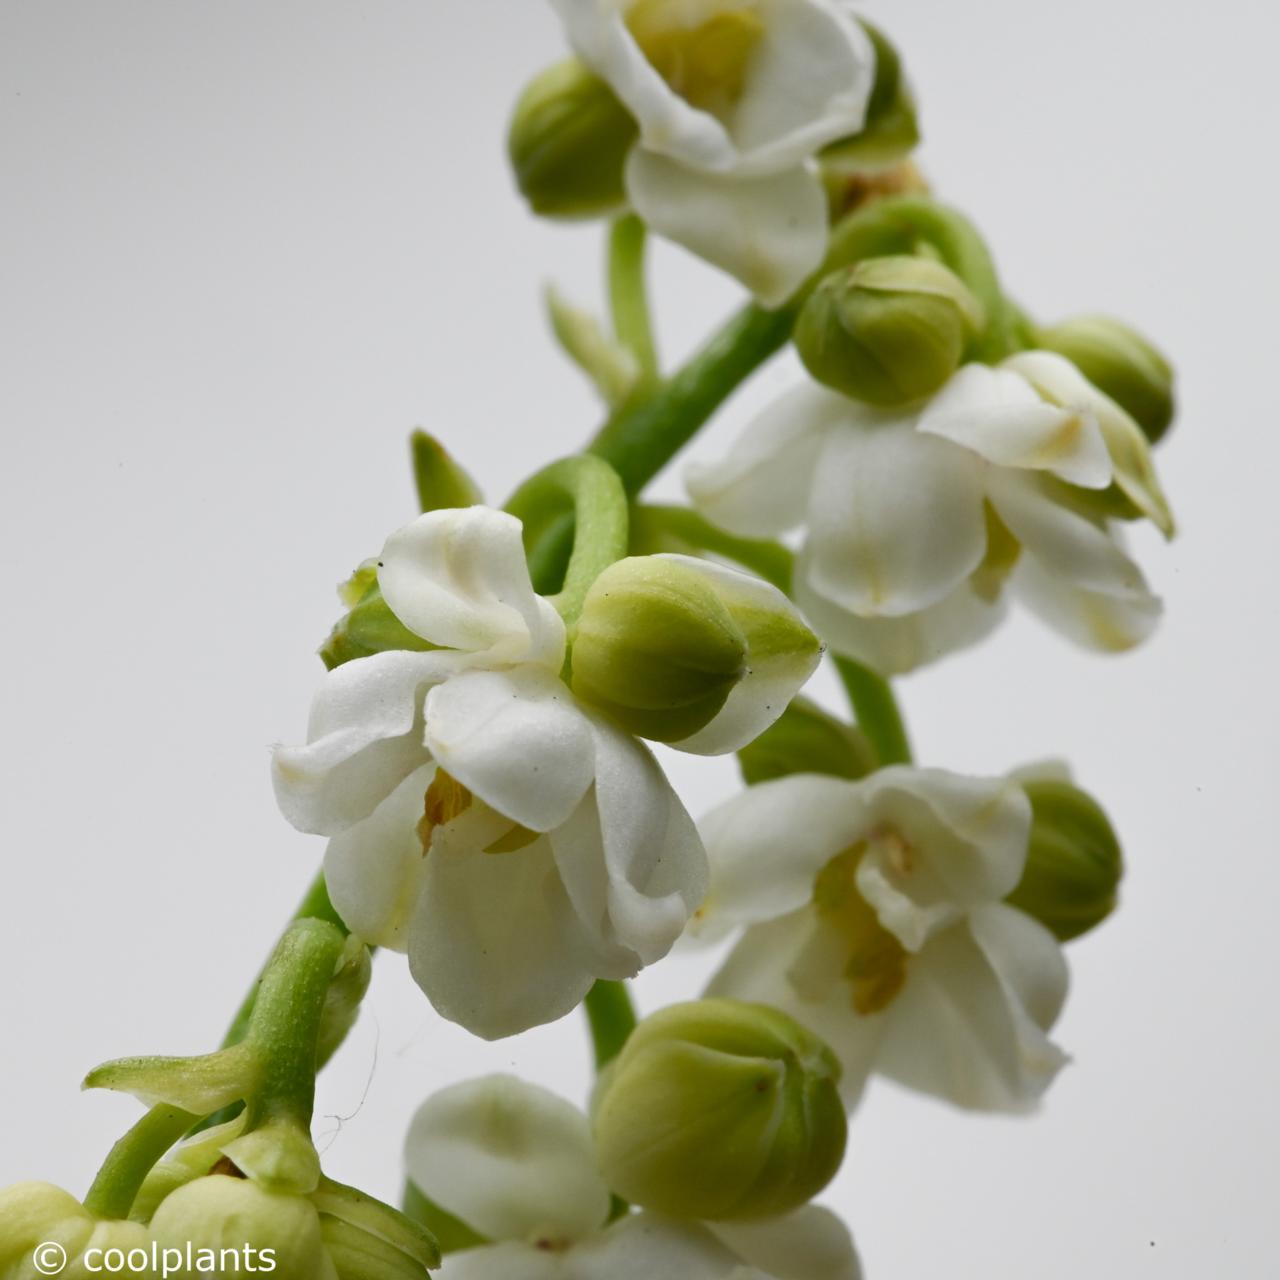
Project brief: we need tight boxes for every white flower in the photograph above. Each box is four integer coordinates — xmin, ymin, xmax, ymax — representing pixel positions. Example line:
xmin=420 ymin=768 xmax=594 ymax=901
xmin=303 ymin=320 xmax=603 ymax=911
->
xmin=551 ymin=0 xmax=876 ymax=305
xmin=405 ymin=1075 xmax=861 ymax=1280
xmin=691 ymin=768 xmax=1070 ymax=1112
xmin=272 ymin=506 xmax=709 ymax=1040
xmin=687 ymin=350 xmax=1175 ymax=673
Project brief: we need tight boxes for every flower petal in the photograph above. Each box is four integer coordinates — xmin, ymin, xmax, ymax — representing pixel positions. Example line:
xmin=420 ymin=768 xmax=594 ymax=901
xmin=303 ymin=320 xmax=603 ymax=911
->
xmin=550 ymin=715 xmax=707 ymax=973
xmin=725 ymin=0 xmax=874 ymax=170
xmin=404 ymin=1076 xmax=611 ymax=1246
xmin=570 ymin=1213 xmax=749 ymax=1280
xmin=424 ymin=667 xmax=596 ymax=833
xmin=686 ymin=384 xmax=839 ymax=538
xmin=805 ymin=418 xmax=987 ymax=617
xmin=272 ymin=650 xmax=457 ymax=835
xmin=691 ymin=775 xmax=866 ymax=942
xmin=853 ymin=767 xmax=1032 ymax=951
xmin=875 ymin=906 xmax=1069 ymax=1112
xmin=712 ymin=1205 xmax=862 ymax=1280
xmin=436 ymin=1243 xmax=560 ymax=1280
xmin=918 ymin=363 xmax=1113 ymax=489
xmin=378 ymin=507 xmax=566 ymax=667
xmin=323 ymin=763 xmax=435 ymax=951
xmin=661 ymin=556 xmax=822 ymax=756
xmin=408 ymin=835 xmax=597 ymax=1039
xmin=1012 ymin=548 xmax=1162 ymax=652
xmin=1004 ymin=351 xmax=1175 ymax=536
xmin=626 ymin=150 xmax=828 ymax=306
xmin=795 ymin=548 xmax=1006 ymax=676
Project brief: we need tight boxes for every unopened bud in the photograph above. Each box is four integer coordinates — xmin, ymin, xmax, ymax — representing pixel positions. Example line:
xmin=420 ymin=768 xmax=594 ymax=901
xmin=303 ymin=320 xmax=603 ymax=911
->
xmin=571 ymin=557 xmax=749 ymax=743
xmin=1038 ymin=315 xmax=1175 ymax=444
xmin=795 ymin=255 xmax=982 ymax=406
xmin=508 ymin=59 xmax=638 ymax=220
xmin=1007 ymin=779 xmax=1123 ymax=942
xmin=0 ymin=1183 xmax=153 ymax=1276
xmin=592 ymin=999 xmax=846 ymax=1221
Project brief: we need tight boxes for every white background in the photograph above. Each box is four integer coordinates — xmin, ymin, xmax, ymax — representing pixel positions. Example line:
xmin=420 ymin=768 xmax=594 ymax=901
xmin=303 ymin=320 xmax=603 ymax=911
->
xmin=2 ymin=2 xmax=1276 ymax=1275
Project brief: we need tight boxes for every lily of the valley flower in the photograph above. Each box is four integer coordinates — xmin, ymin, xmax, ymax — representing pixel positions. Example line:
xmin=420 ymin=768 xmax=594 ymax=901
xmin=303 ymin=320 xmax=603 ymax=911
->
xmin=688 ymin=351 xmax=1175 ymax=673
xmin=550 ymin=0 xmax=876 ymax=305
xmin=404 ymin=1075 xmax=861 ymax=1280
xmin=691 ymin=768 xmax=1070 ymax=1112
xmin=273 ymin=505 xmax=710 ymax=1040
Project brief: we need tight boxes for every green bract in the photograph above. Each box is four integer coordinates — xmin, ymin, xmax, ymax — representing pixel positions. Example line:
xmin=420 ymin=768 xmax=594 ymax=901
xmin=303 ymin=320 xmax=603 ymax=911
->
xmin=1007 ymin=778 xmax=1124 ymax=942
xmin=1038 ymin=314 xmax=1175 ymax=445
xmin=508 ymin=59 xmax=638 ymax=220
xmin=795 ymin=254 xmax=982 ymax=405
xmin=570 ymin=556 xmax=749 ymax=742
xmin=591 ymin=998 xmax=847 ymax=1221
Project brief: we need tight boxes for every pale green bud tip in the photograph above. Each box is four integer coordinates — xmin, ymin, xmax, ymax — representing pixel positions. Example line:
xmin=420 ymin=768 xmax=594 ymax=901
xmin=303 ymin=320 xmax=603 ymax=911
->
xmin=508 ymin=59 xmax=639 ymax=220
xmin=571 ymin=557 xmax=749 ymax=743
xmin=1038 ymin=314 xmax=1175 ymax=444
xmin=592 ymin=998 xmax=847 ymax=1222
xmin=795 ymin=255 xmax=983 ymax=406
xmin=1007 ymin=779 xmax=1123 ymax=942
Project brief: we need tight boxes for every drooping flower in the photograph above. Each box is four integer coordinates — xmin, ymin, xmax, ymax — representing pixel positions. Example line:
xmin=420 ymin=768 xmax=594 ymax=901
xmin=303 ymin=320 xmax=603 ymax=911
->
xmin=690 ymin=767 xmax=1070 ymax=1112
xmin=273 ymin=506 xmax=815 ymax=1040
xmin=687 ymin=351 xmax=1175 ymax=674
xmin=404 ymin=1074 xmax=861 ymax=1280
xmin=548 ymin=0 xmax=876 ymax=305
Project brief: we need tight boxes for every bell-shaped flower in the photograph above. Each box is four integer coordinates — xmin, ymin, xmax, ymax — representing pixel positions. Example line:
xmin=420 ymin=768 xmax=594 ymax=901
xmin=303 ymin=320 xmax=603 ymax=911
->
xmin=690 ymin=767 xmax=1070 ymax=1112
xmin=404 ymin=1074 xmax=861 ymax=1280
xmin=272 ymin=505 xmax=714 ymax=1040
xmin=549 ymin=0 xmax=875 ymax=305
xmin=687 ymin=351 xmax=1175 ymax=674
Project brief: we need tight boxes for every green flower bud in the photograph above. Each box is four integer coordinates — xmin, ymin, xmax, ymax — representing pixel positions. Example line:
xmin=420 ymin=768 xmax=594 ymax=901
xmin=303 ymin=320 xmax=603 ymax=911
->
xmin=312 ymin=1178 xmax=441 ymax=1279
xmin=1038 ymin=315 xmax=1175 ymax=444
xmin=737 ymin=696 xmax=874 ymax=786
xmin=149 ymin=1176 xmax=330 ymax=1279
xmin=508 ymin=59 xmax=639 ymax=220
xmin=795 ymin=255 xmax=983 ymax=406
xmin=0 ymin=1184 xmax=153 ymax=1278
xmin=592 ymin=999 xmax=847 ymax=1222
xmin=1007 ymin=778 xmax=1124 ymax=942
xmin=571 ymin=557 xmax=749 ymax=743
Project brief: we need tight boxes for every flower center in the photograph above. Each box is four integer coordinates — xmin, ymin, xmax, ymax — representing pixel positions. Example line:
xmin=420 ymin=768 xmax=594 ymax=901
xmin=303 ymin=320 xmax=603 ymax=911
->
xmin=417 ymin=770 xmax=541 ymax=856
xmin=627 ymin=0 xmax=765 ymax=121
xmin=813 ymin=841 xmax=909 ymax=1016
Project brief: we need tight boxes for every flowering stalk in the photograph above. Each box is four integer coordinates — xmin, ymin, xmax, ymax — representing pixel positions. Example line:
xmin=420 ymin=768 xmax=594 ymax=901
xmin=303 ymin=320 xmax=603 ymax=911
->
xmin=583 ymin=980 xmax=639 ymax=1070
xmin=608 ymin=214 xmax=658 ymax=386
xmin=834 ymin=655 xmax=913 ymax=767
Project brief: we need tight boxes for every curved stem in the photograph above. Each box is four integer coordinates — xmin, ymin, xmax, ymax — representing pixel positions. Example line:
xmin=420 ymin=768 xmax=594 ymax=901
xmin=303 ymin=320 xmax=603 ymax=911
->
xmin=583 ymin=980 xmax=637 ymax=1070
xmin=833 ymin=655 xmax=912 ymax=767
xmin=608 ymin=216 xmax=658 ymax=383
xmin=507 ymin=455 xmax=629 ymax=625
xmin=83 ymin=1104 xmax=198 ymax=1220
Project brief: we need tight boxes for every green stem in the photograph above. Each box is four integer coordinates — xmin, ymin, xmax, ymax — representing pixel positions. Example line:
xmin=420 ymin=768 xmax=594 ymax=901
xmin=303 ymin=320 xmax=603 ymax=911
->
xmin=583 ymin=980 xmax=637 ymax=1070
xmin=241 ymin=919 xmax=347 ymax=1134
xmin=507 ymin=455 xmax=629 ymax=625
xmin=589 ymin=302 xmax=795 ymax=496
xmin=83 ymin=1104 xmax=198 ymax=1220
xmin=833 ymin=655 xmax=912 ymax=767
xmin=608 ymin=216 xmax=658 ymax=382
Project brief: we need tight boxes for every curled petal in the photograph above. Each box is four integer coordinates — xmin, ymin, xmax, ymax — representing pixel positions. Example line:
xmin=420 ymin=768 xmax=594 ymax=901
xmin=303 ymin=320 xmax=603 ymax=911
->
xmin=686 ymin=384 xmax=839 ymax=538
xmin=626 ymin=150 xmax=829 ymax=306
xmin=424 ymin=667 xmax=597 ymax=833
xmin=272 ymin=650 xmax=457 ymax=835
xmin=378 ymin=507 xmax=566 ymax=667
xmin=408 ymin=835 xmax=598 ymax=1039
xmin=918 ymin=363 xmax=1113 ymax=489
xmin=404 ymin=1075 xmax=611 ymax=1246
xmin=692 ymin=775 xmax=866 ymax=941
xmin=805 ymin=419 xmax=987 ymax=617
xmin=551 ymin=716 xmax=707 ymax=973
xmin=323 ymin=763 xmax=436 ymax=951
xmin=874 ymin=905 xmax=1069 ymax=1112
